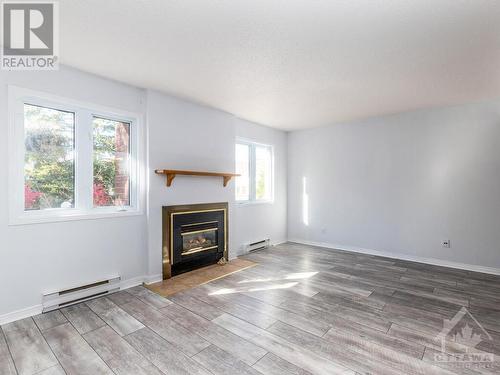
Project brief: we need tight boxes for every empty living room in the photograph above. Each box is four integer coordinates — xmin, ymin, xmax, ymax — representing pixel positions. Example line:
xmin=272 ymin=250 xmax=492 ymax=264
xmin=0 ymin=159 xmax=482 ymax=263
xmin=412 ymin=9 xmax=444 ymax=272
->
xmin=1 ymin=1 xmax=500 ymax=374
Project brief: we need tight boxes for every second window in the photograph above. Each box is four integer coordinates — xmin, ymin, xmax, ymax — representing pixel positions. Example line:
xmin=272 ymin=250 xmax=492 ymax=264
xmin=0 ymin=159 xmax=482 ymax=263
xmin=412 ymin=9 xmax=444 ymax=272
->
xmin=235 ymin=140 xmax=273 ymax=203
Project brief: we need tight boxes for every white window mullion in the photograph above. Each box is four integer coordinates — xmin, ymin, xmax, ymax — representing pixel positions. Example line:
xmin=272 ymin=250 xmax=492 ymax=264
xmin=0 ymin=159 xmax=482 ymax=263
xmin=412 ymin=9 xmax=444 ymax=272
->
xmin=75 ymin=110 xmax=93 ymax=211
xmin=249 ymin=144 xmax=256 ymax=201
xmin=129 ymin=120 xmax=139 ymax=211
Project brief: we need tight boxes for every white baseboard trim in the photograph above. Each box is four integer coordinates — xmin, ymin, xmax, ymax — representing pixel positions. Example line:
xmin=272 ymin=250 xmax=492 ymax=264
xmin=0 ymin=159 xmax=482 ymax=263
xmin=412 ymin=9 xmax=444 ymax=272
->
xmin=0 ymin=304 xmax=43 ymax=326
xmin=120 ymin=275 xmax=147 ymax=289
xmin=0 ymin=274 xmax=157 ymax=326
xmin=288 ymin=238 xmax=500 ymax=276
xmin=271 ymin=239 xmax=288 ymax=247
xmin=143 ymin=274 xmax=163 ymax=285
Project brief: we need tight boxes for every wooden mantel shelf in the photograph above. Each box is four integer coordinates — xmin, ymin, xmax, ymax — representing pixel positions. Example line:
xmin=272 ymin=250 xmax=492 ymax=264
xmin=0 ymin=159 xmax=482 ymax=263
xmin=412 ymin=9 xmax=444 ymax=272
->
xmin=155 ymin=169 xmax=240 ymax=187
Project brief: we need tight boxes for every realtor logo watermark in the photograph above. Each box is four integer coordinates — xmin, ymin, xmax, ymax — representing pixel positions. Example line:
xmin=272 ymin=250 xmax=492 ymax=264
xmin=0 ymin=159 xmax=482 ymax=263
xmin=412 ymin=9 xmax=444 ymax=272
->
xmin=1 ymin=0 xmax=59 ymax=69
xmin=434 ymin=307 xmax=495 ymax=370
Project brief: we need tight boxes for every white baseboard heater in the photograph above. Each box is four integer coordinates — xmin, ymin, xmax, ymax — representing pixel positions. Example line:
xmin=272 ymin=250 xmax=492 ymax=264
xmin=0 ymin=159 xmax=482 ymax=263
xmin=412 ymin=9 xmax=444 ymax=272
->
xmin=42 ymin=276 xmax=121 ymax=313
xmin=246 ymin=238 xmax=270 ymax=252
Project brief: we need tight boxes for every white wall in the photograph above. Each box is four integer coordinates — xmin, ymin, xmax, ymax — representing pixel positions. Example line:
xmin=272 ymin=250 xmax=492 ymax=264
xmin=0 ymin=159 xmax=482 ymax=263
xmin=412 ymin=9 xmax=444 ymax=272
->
xmin=233 ymin=119 xmax=288 ymax=253
xmin=146 ymin=91 xmax=287 ymax=278
xmin=0 ymin=71 xmax=287 ymax=321
xmin=0 ymin=67 xmax=148 ymax=319
xmin=288 ymin=100 xmax=500 ymax=271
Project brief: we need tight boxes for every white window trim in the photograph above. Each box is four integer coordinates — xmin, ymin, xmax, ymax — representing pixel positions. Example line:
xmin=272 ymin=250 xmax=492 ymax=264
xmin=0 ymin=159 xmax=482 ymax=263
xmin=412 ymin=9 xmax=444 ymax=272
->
xmin=8 ymin=85 xmax=144 ymax=225
xmin=235 ymin=137 xmax=274 ymax=205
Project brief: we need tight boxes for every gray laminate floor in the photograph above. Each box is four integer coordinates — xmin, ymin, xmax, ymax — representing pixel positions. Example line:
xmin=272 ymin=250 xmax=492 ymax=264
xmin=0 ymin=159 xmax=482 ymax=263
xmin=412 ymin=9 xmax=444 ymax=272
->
xmin=2 ymin=242 xmax=500 ymax=375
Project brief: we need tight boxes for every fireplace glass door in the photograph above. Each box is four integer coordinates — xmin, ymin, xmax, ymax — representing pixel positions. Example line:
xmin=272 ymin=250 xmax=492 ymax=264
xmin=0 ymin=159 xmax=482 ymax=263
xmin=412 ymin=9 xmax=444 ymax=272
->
xmin=181 ymin=226 xmax=218 ymax=255
xmin=180 ymin=219 xmax=219 ymax=257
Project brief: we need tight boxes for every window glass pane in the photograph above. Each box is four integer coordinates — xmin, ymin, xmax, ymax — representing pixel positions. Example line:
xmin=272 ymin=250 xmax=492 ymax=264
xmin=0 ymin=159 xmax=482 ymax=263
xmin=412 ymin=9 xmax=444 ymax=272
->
xmin=235 ymin=143 xmax=250 ymax=201
xmin=93 ymin=117 xmax=131 ymax=207
xmin=24 ymin=104 xmax=75 ymax=210
xmin=255 ymin=145 xmax=272 ymax=200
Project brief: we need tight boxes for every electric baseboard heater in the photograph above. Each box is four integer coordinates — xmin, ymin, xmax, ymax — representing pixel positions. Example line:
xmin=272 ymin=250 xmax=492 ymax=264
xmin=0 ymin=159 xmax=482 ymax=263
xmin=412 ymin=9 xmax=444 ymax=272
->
xmin=246 ymin=238 xmax=270 ymax=252
xmin=42 ymin=276 xmax=121 ymax=312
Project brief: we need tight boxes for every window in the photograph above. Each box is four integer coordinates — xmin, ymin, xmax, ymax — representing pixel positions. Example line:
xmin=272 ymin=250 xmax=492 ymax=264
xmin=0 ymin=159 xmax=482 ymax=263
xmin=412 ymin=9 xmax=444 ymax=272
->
xmin=24 ymin=104 xmax=75 ymax=210
xmin=9 ymin=86 xmax=142 ymax=224
xmin=235 ymin=139 xmax=273 ymax=203
xmin=92 ymin=117 xmax=131 ymax=207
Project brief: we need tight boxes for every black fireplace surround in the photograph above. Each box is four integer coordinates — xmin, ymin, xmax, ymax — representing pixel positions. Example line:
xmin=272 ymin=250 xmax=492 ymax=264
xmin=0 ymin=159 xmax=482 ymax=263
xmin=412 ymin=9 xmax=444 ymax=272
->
xmin=162 ymin=202 xmax=228 ymax=278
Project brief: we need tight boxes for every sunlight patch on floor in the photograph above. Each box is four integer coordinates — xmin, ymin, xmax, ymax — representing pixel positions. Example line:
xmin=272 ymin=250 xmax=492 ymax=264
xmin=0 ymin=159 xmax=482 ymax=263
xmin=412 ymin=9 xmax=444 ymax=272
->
xmin=209 ymin=281 xmax=299 ymax=295
xmin=237 ymin=271 xmax=318 ymax=284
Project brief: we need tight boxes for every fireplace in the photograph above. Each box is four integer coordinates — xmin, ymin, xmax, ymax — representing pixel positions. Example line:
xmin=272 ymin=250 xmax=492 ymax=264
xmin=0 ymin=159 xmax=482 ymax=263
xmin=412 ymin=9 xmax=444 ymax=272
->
xmin=162 ymin=202 xmax=228 ymax=278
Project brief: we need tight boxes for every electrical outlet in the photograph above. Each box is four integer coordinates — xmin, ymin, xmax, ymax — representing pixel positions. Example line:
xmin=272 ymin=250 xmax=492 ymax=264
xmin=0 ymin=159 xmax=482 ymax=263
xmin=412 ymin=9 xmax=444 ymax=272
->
xmin=442 ymin=239 xmax=451 ymax=248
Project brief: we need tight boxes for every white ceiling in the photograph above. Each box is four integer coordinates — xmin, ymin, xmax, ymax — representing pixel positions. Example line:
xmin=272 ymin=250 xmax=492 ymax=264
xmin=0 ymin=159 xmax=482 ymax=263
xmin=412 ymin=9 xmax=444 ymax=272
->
xmin=59 ymin=0 xmax=500 ymax=131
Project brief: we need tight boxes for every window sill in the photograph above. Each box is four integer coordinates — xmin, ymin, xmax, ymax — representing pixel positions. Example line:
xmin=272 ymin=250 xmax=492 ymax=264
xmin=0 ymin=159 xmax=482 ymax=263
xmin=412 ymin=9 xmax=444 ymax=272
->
xmin=9 ymin=209 xmax=143 ymax=226
xmin=236 ymin=200 xmax=274 ymax=207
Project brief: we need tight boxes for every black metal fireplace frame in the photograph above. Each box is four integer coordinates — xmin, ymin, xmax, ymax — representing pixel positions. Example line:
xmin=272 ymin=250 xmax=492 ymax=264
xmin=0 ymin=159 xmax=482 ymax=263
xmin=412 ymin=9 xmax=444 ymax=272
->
xmin=162 ymin=202 xmax=228 ymax=279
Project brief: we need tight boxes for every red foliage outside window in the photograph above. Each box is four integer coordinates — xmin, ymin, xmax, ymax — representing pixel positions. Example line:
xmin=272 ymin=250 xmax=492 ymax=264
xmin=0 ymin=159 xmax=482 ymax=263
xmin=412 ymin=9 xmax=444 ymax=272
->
xmin=25 ymin=184 xmax=42 ymax=209
xmin=93 ymin=183 xmax=111 ymax=206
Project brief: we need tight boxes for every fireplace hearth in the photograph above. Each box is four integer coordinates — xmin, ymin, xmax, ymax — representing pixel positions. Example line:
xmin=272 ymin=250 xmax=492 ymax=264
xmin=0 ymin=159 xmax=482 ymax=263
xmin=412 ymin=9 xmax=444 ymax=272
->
xmin=162 ymin=202 xmax=228 ymax=278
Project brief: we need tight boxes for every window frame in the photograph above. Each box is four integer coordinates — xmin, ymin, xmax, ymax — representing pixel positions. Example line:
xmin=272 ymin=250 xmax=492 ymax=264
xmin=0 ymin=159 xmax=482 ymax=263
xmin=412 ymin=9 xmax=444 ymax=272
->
xmin=8 ymin=86 xmax=143 ymax=225
xmin=235 ymin=138 xmax=274 ymax=205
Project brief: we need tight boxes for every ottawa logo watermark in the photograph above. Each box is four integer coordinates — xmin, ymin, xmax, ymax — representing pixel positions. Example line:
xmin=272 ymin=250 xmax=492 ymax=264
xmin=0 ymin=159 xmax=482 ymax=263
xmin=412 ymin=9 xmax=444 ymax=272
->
xmin=434 ymin=306 xmax=495 ymax=370
xmin=1 ymin=0 xmax=59 ymax=70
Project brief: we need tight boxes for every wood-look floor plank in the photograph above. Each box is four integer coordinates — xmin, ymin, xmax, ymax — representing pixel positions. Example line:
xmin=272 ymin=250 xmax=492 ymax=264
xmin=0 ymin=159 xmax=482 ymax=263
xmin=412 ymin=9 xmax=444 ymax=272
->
xmin=280 ymin=296 xmax=392 ymax=333
xmin=126 ymin=286 xmax=172 ymax=309
xmin=159 ymin=302 xmax=268 ymax=366
xmin=219 ymin=291 xmax=331 ymax=337
xmin=311 ymin=290 xmax=386 ymax=313
xmin=86 ymin=297 xmax=145 ymax=336
xmin=60 ymin=303 xmax=106 ymax=335
xmin=175 ymin=288 xmax=277 ymax=329
xmin=2 ymin=318 xmax=58 ymax=375
xmin=84 ymin=325 xmax=164 ymax=375
xmin=365 ymin=290 xmax=392 ymax=309
xmin=192 ymin=345 xmax=262 ymax=375
xmin=307 ymin=274 xmax=374 ymax=297
xmin=470 ymin=297 xmax=500 ymax=312
xmin=0 ymin=328 xmax=17 ymax=375
xmin=187 ymin=288 xmax=331 ymax=337
xmin=329 ymin=266 xmax=435 ymax=294
xmin=400 ymin=276 xmax=457 ymax=289
xmin=107 ymin=291 xmax=138 ymax=306
xmin=252 ymin=353 xmax=313 ymax=375
xmin=381 ymin=303 xmax=448 ymax=336
xmin=206 ymin=298 xmax=278 ymax=329
xmin=272 ymin=317 xmax=456 ymax=375
xmin=388 ymin=323 xmax=475 ymax=354
xmin=43 ymin=322 xmax=113 ymax=375
xmin=121 ymin=298 xmax=210 ymax=357
xmin=36 ymin=365 xmax=66 ymax=375
xmin=33 ymin=311 xmax=68 ymax=332
xmin=213 ymin=313 xmax=355 ymax=375
xmin=389 ymin=290 xmax=460 ymax=317
xmin=168 ymin=293 xmax=224 ymax=320
xmin=396 ymin=289 xmax=470 ymax=307
xmin=125 ymin=327 xmax=212 ymax=375
xmin=467 ymin=307 xmax=500 ymax=335
xmin=324 ymin=315 xmax=425 ymax=359
xmin=267 ymin=320 xmax=403 ymax=375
